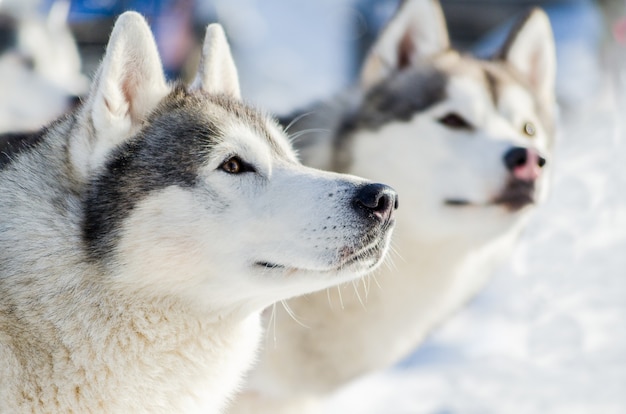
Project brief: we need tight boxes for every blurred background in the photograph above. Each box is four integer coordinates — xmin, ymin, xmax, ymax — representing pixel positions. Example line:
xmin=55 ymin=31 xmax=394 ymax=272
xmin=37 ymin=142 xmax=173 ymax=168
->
xmin=1 ymin=0 xmax=625 ymax=412
xmin=1 ymin=0 xmax=622 ymax=113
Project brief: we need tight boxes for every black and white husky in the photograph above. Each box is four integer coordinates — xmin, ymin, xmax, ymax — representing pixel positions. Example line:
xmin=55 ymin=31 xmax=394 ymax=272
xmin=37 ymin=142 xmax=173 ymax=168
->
xmin=0 ymin=12 xmax=396 ymax=413
xmin=231 ymin=1 xmax=557 ymax=412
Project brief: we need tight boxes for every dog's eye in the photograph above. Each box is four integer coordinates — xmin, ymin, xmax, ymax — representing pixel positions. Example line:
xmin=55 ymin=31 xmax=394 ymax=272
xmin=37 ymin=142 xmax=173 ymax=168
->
xmin=219 ymin=156 xmax=255 ymax=174
xmin=523 ymin=122 xmax=536 ymax=137
xmin=438 ymin=113 xmax=472 ymax=130
xmin=221 ymin=157 xmax=242 ymax=174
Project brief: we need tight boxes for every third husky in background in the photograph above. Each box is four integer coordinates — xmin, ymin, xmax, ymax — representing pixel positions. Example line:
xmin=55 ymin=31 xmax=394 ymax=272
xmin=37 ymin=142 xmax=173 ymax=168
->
xmin=0 ymin=1 xmax=87 ymax=132
xmin=230 ymin=0 xmax=557 ymax=412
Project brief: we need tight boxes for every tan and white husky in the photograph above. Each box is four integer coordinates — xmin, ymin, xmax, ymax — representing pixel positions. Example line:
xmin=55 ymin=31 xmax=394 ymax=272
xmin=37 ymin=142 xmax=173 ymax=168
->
xmin=231 ymin=1 xmax=557 ymax=412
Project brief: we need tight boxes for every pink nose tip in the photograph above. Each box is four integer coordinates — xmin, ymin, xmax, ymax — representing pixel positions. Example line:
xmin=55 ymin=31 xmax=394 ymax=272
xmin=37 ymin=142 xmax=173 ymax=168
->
xmin=503 ymin=147 xmax=546 ymax=181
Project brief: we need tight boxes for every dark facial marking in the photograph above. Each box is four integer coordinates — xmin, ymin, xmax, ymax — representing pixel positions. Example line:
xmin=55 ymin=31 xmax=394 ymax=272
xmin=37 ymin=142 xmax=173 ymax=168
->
xmin=83 ymin=89 xmax=222 ymax=261
xmin=354 ymin=67 xmax=448 ymax=130
xmin=330 ymin=67 xmax=448 ymax=172
xmin=483 ymin=68 xmax=499 ymax=106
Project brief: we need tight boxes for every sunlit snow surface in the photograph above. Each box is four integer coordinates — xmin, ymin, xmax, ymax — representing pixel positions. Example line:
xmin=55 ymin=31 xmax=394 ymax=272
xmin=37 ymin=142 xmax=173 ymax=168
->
xmin=324 ymin=62 xmax=626 ymax=413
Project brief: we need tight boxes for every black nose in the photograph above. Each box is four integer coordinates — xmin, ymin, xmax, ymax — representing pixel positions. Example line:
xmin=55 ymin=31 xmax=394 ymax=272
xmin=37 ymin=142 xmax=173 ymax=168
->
xmin=503 ymin=147 xmax=546 ymax=172
xmin=353 ymin=183 xmax=398 ymax=222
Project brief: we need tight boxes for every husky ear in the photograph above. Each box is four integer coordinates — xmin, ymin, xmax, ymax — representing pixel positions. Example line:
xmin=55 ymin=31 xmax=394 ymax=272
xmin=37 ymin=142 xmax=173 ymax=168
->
xmin=360 ymin=0 xmax=449 ymax=88
xmin=47 ymin=0 xmax=70 ymax=30
xmin=190 ymin=24 xmax=241 ymax=99
xmin=498 ymin=8 xmax=556 ymax=106
xmin=73 ymin=12 xmax=168 ymax=176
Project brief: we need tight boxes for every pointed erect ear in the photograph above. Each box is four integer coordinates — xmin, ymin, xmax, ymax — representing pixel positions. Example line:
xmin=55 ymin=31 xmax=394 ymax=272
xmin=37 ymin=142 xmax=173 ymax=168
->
xmin=190 ymin=24 xmax=241 ymax=99
xmin=498 ymin=8 xmax=556 ymax=106
xmin=360 ymin=0 xmax=449 ymax=89
xmin=47 ymin=0 xmax=70 ymax=30
xmin=72 ymin=12 xmax=168 ymax=177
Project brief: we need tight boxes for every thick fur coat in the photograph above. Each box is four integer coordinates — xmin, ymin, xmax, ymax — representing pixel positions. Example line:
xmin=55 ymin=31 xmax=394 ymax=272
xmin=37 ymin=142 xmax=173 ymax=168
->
xmin=0 ymin=13 xmax=396 ymax=413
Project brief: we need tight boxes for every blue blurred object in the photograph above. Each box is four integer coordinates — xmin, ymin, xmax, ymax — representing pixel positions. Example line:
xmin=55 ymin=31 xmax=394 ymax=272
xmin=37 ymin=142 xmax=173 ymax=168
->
xmin=473 ymin=0 xmax=603 ymax=58
xmin=42 ymin=0 xmax=166 ymax=20
xmin=35 ymin=0 xmax=606 ymax=116
xmin=42 ymin=0 xmax=200 ymax=79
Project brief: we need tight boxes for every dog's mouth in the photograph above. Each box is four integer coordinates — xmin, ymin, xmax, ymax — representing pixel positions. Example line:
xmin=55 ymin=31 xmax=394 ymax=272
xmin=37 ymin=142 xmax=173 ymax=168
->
xmin=255 ymin=261 xmax=286 ymax=270
xmin=255 ymin=229 xmax=392 ymax=275
xmin=335 ymin=240 xmax=386 ymax=271
xmin=444 ymin=179 xmax=536 ymax=212
xmin=254 ymin=247 xmax=382 ymax=273
xmin=492 ymin=180 xmax=536 ymax=211
xmin=444 ymin=199 xmax=472 ymax=207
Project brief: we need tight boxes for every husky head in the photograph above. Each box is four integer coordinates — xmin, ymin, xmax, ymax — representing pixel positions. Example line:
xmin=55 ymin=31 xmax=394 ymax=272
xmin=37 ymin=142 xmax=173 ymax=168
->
xmin=15 ymin=1 xmax=88 ymax=95
xmin=0 ymin=1 xmax=87 ymax=132
xmin=340 ymin=0 xmax=555 ymax=241
xmin=75 ymin=13 xmax=396 ymax=314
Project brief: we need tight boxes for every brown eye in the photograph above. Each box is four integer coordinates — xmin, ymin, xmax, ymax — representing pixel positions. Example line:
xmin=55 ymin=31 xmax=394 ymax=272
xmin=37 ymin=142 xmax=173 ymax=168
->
xmin=523 ymin=122 xmax=536 ymax=137
xmin=438 ymin=113 xmax=472 ymax=130
xmin=219 ymin=156 xmax=256 ymax=174
xmin=221 ymin=157 xmax=242 ymax=174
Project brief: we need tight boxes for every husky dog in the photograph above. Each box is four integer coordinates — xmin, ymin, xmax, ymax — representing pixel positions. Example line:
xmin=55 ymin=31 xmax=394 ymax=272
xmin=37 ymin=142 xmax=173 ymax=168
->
xmin=0 ymin=12 xmax=397 ymax=413
xmin=0 ymin=1 xmax=87 ymax=132
xmin=231 ymin=1 xmax=556 ymax=412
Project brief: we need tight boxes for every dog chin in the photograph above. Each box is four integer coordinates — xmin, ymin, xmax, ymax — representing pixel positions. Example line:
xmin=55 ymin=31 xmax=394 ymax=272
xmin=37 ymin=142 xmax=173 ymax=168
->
xmin=445 ymin=180 xmax=538 ymax=213
xmin=255 ymin=237 xmax=391 ymax=278
xmin=339 ymin=233 xmax=393 ymax=276
xmin=493 ymin=180 xmax=537 ymax=212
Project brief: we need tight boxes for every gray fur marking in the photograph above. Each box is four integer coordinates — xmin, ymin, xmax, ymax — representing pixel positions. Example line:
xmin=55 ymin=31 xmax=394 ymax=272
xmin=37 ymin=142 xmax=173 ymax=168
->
xmin=333 ymin=68 xmax=447 ymax=171
xmin=84 ymin=85 xmax=291 ymax=262
xmin=348 ymin=68 xmax=448 ymax=131
xmin=284 ymin=67 xmax=448 ymax=173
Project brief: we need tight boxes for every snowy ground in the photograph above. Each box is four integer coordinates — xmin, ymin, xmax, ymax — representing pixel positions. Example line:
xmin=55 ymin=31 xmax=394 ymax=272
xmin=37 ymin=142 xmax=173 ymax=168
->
xmin=322 ymin=57 xmax=626 ymax=414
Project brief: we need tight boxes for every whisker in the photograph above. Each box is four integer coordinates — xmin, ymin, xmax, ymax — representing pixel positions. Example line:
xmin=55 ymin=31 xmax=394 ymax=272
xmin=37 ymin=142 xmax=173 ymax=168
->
xmin=385 ymin=251 xmax=398 ymax=272
xmin=352 ymin=280 xmax=366 ymax=309
xmin=265 ymin=303 xmax=278 ymax=349
xmin=282 ymin=111 xmax=316 ymax=134
xmin=371 ymin=272 xmax=383 ymax=291
xmin=389 ymin=242 xmax=405 ymax=264
xmin=336 ymin=285 xmax=345 ymax=310
xmin=361 ymin=275 xmax=370 ymax=299
xmin=280 ymin=300 xmax=310 ymax=329
xmin=288 ymin=128 xmax=331 ymax=144
xmin=326 ymin=287 xmax=333 ymax=309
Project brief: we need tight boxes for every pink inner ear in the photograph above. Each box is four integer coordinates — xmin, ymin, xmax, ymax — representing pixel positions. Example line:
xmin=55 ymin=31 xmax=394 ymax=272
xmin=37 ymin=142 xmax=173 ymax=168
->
xmin=122 ymin=74 xmax=137 ymax=119
xmin=397 ymin=31 xmax=415 ymax=70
